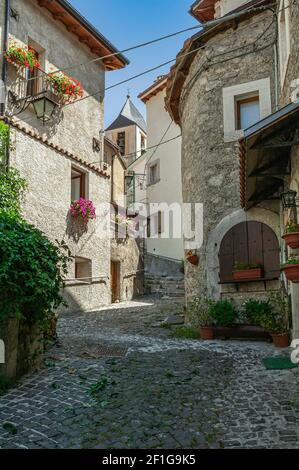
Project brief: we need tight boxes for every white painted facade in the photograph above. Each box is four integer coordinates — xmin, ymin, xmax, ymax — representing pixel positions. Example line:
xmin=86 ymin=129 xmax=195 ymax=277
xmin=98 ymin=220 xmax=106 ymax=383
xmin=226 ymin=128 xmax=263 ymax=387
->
xmin=138 ymin=79 xmax=184 ymax=262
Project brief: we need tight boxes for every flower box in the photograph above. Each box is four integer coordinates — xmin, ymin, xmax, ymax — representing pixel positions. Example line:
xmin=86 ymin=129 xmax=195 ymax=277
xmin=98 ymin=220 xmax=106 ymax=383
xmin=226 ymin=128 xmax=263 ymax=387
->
xmin=70 ymin=198 xmax=96 ymax=223
xmin=233 ymin=268 xmax=263 ymax=281
xmin=282 ymin=263 xmax=299 ymax=283
xmin=46 ymin=72 xmax=84 ymax=103
xmin=5 ymin=43 xmax=40 ymax=70
xmin=282 ymin=232 xmax=299 ymax=249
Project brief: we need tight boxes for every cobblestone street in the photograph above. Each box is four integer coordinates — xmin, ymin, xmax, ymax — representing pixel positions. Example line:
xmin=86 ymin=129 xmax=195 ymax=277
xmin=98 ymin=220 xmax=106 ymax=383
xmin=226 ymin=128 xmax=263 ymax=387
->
xmin=0 ymin=297 xmax=298 ymax=449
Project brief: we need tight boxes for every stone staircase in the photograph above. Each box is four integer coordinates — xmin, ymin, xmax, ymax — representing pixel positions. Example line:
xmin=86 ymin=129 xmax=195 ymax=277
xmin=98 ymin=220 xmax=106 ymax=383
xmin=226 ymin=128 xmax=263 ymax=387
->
xmin=145 ymin=274 xmax=185 ymax=299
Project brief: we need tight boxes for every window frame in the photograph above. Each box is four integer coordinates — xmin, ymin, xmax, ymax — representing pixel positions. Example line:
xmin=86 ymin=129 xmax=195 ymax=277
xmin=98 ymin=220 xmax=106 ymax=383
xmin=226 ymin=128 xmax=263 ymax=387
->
xmin=235 ymin=95 xmax=260 ymax=130
xmin=74 ymin=256 xmax=92 ymax=284
xmin=71 ymin=167 xmax=86 ymax=202
xmin=148 ymin=159 xmax=160 ymax=186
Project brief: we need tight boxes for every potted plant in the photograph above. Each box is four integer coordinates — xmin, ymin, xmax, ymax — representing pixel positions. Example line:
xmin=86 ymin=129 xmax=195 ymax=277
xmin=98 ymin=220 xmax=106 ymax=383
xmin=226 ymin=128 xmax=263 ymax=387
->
xmin=233 ymin=261 xmax=263 ymax=281
xmin=281 ymin=255 xmax=299 ymax=283
xmin=186 ymin=250 xmax=199 ymax=266
xmin=70 ymin=198 xmax=96 ymax=223
xmin=282 ymin=219 xmax=299 ymax=249
xmin=258 ymin=291 xmax=290 ymax=348
xmin=208 ymin=299 xmax=238 ymax=328
xmin=189 ymin=296 xmax=215 ymax=339
xmin=4 ymin=43 xmax=40 ymax=70
xmin=46 ymin=72 xmax=84 ymax=102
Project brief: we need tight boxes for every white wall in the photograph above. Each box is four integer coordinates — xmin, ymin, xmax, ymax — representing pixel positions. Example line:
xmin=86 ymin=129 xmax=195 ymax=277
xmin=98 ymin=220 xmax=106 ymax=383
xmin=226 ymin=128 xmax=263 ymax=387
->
xmin=143 ymin=88 xmax=184 ymax=261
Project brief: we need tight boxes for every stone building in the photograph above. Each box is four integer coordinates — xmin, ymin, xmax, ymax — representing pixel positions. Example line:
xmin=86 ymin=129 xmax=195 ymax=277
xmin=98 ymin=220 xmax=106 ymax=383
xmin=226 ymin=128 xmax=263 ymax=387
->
xmin=104 ymin=136 xmax=144 ymax=303
xmin=166 ymin=0 xmax=299 ymax=337
xmin=0 ymin=0 xmax=128 ymax=312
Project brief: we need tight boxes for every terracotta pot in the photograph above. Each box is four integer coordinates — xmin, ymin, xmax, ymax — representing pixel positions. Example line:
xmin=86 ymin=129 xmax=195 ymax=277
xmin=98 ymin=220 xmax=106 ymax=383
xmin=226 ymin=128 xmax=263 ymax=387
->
xmin=271 ymin=332 xmax=290 ymax=348
xmin=282 ymin=232 xmax=299 ymax=249
xmin=233 ymin=268 xmax=263 ymax=281
xmin=282 ymin=264 xmax=299 ymax=283
xmin=186 ymin=255 xmax=199 ymax=266
xmin=200 ymin=326 xmax=214 ymax=340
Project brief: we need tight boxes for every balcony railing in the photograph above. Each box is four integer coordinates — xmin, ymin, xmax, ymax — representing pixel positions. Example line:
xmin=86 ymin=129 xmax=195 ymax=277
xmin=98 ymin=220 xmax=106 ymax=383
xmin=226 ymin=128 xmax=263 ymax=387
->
xmin=8 ymin=68 xmax=63 ymax=115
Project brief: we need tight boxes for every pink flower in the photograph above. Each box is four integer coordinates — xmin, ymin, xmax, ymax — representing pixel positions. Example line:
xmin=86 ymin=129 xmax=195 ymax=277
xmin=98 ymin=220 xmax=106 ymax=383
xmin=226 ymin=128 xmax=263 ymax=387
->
xmin=70 ymin=198 xmax=96 ymax=222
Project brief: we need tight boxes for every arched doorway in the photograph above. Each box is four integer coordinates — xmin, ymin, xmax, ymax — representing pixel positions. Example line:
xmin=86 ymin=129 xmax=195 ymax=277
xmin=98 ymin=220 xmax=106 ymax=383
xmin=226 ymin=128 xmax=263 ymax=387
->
xmin=219 ymin=221 xmax=280 ymax=283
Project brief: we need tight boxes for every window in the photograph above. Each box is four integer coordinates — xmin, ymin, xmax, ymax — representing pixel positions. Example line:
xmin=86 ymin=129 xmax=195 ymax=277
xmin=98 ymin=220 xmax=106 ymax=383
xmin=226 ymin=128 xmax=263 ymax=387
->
xmin=71 ymin=167 xmax=86 ymax=201
xmin=236 ymin=95 xmax=260 ymax=130
xmin=157 ymin=211 xmax=163 ymax=235
xmin=26 ymin=39 xmax=45 ymax=96
xmin=148 ymin=160 xmax=160 ymax=185
xmin=141 ymin=134 xmax=146 ymax=154
xmin=278 ymin=0 xmax=291 ymax=85
xmin=75 ymin=257 xmax=92 ymax=283
xmin=117 ymin=132 xmax=125 ymax=156
xmin=222 ymin=78 xmax=271 ymax=142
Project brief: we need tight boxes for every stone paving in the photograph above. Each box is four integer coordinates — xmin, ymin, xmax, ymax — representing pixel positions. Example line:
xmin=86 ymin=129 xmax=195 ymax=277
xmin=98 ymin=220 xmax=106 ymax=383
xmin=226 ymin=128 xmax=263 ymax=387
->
xmin=0 ymin=297 xmax=298 ymax=449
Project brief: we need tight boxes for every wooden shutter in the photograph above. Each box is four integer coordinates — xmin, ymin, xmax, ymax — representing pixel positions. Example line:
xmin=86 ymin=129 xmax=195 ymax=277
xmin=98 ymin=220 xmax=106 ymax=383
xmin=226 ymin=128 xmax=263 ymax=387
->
xmin=219 ymin=221 xmax=280 ymax=282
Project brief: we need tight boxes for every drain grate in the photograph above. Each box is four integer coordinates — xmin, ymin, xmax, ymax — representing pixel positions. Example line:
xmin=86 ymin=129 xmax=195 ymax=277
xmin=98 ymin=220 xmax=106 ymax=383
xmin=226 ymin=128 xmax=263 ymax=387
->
xmin=95 ymin=345 xmax=128 ymax=357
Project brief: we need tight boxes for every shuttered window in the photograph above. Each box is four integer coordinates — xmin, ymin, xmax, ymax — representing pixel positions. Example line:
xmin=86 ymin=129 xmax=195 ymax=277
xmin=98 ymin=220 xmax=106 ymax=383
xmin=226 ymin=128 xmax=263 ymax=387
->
xmin=219 ymin=221 xmax=280 ymax=282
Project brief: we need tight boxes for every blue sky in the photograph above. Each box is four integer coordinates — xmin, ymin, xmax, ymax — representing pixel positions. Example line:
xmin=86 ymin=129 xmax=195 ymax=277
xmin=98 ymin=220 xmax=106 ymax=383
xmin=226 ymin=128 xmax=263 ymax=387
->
xmin=70 ymin=0 xmax=198 ymax=127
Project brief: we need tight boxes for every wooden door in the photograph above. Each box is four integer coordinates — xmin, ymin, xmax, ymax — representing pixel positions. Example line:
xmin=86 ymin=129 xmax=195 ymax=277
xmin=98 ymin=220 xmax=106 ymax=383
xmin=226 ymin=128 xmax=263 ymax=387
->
xmin=111 ymin=261 xmax=120 ymax=303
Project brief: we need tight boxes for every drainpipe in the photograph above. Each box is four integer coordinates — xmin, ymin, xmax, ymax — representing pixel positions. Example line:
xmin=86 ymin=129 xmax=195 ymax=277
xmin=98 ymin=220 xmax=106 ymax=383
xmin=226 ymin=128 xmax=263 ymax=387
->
xmin=1 ymin=0 xmax=10 ymax=116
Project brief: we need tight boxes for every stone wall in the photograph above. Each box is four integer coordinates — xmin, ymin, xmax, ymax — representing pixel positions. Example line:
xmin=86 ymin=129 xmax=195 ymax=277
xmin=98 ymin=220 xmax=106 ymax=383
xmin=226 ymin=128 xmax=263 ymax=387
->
xmin=2 ymin=0 xmax=113 ymax=313
xmin=280 ymin=0 xmax=299 ymax=106
xmin=179 ymin=12 xmax=279 ymax=304
xmin=111 ymin=237 xmax=144 ymax=301
xmin=6 ymin=0 xmax=105 ymax=164
xmin=10 ymin=127 xmax=111 ymax=312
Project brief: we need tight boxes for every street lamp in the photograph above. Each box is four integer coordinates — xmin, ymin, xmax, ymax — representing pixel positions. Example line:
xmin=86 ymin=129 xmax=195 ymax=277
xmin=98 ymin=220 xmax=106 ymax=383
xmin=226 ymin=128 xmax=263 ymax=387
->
xmin=280 ymin=190 xmax=298 ymax=209
xmin=32 ymin=93 xmax=57 ymax=124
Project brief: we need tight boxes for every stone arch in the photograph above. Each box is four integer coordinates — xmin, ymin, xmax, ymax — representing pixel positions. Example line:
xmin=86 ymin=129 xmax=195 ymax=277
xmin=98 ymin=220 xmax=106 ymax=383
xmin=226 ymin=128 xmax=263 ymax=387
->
xmin=206 ymin=208 xmax=281 ymax=298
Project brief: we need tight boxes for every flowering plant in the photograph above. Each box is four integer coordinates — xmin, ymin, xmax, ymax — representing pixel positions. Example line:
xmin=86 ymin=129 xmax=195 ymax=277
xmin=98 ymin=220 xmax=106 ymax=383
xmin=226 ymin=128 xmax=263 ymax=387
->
xmin=4 ymin=43 xmax=40 ymax=70
xmin=234 ymin=260 xmax=263 ymax=270
xmin=285 ymin=219 xmax=299 ymax=233
xmin=46 ymin=72 xmax=84 ymax=101
xmin=70 ymin=198 xmax=96 ymax=222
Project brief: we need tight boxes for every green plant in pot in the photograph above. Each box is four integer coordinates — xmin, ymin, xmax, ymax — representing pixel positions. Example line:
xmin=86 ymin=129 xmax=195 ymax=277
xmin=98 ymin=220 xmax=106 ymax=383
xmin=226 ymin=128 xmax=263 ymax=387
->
xmin=281 ymin=255 xmax=299 ymax=283
xmin=243 ymin=299 xmax=272 ymax=326
xmin=208 ymin=299 xmax=238 ymax=327
xmin=259 ymin=291 xmax=290 ymax=348
xmin=282 ymin=219 xmax=299 ymax=249
xmin=189 ymin=296 xmax=215 ymax=340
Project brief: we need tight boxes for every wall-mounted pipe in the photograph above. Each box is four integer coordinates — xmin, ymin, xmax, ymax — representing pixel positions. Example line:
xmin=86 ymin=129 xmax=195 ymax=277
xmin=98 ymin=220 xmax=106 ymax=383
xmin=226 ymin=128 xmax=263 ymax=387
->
xmin=1 ymin=0 xmax=10 ymax=116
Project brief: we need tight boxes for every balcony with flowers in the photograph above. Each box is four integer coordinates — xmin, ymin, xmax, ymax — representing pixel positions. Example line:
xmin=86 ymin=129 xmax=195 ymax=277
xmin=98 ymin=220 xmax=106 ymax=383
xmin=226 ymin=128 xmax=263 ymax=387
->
xmin=5 ymin=43 xmax=84 ymax=124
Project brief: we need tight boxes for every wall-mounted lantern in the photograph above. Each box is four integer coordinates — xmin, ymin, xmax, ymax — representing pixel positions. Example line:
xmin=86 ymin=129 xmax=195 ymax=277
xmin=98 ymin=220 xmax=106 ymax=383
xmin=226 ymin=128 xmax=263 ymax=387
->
xmin=280 ymin=189 xmax=298 ymax=209
xmin=32 ymin=93 xmax=57 ymax=124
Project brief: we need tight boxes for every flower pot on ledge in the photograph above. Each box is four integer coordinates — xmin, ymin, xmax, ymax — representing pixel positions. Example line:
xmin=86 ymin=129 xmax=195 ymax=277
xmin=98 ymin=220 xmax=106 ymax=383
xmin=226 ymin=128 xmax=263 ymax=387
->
xmin=282 ymin=264 xmax=299 ymax=283
xmin=186 ymin=254 xmax=199 ymax=266
xmin=271 ymin=332 xmax=290 ymax=348
xmin=233 ymin=268 xmax=263 ymax=281
xmin=282 ymin=232 xmax=299 ymax=249
xmin=200 ymin=326 xmax=214 ymax=340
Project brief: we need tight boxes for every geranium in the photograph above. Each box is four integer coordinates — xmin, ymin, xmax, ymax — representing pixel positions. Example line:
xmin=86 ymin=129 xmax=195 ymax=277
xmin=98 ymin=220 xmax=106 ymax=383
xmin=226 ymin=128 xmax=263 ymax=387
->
xmin=4 ymin=43 xmax=40 ymax=70
xmin=70 ymin=198 xmax=96 ymax=222
xmin=46 ymin=72 xmax=84 ymax=102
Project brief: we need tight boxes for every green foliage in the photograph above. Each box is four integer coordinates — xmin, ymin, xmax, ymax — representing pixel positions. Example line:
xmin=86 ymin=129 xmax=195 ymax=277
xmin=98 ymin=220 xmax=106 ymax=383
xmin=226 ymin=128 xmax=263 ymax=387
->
xmin=0 ymin=121 xmax=9 ymax=164
xmin=208 ymin=299 xmax=238 ymax=327
xmin=234 ymin=261 xmax=263 ymax=270
xmin=243 ymin=299 xmax=272 ymax=325
xmin=189 ymin=296 xmax=215 ymax=327
xmin=285 ymin=219 xmax=299 ymax=233
xmin=0 ymin=165 xmax=27 ymax=218
xmin=0 ymin=214 xmax=72 ymax=327
xmin=171 ymin=325 xmax=199 ymax=339
xmin=283 ymin=254 xmax=299 ymax=266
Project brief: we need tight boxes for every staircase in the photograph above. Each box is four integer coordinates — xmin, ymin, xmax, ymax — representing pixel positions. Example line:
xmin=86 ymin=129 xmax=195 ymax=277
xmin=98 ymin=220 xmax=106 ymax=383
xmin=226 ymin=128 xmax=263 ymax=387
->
xmin=145 ymin=274 xmax=185 ymax=299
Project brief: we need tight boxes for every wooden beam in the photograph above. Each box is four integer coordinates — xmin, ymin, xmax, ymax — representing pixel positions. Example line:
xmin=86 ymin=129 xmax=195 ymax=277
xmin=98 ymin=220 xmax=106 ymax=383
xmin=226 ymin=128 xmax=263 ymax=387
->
xmin=38 ymin=0 xmax=54 ymax=6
